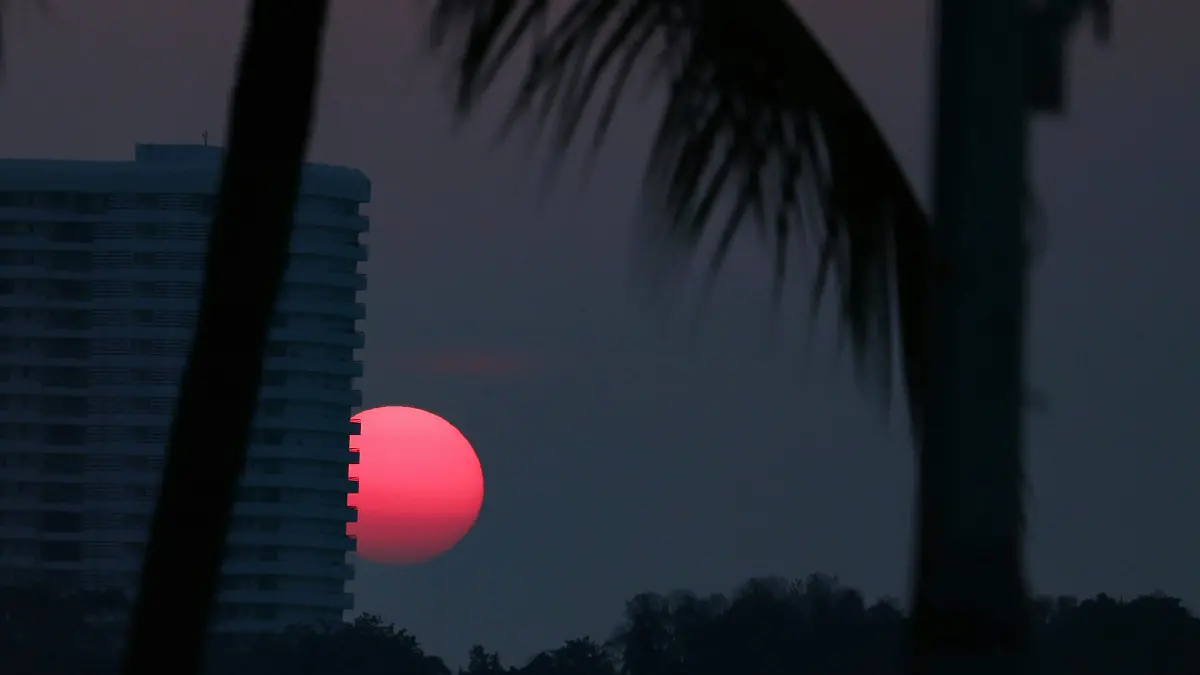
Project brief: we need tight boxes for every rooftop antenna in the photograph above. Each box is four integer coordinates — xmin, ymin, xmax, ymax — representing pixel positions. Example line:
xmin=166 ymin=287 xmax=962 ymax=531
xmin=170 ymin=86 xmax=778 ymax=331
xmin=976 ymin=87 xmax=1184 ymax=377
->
xmin=201 ymin=130 xmax=209 ymax=146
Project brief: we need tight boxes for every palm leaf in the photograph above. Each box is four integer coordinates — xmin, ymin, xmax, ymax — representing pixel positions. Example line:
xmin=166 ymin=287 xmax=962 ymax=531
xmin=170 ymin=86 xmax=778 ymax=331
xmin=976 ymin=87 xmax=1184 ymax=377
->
xmin=428 ymin=0 xmax=931 ymax=435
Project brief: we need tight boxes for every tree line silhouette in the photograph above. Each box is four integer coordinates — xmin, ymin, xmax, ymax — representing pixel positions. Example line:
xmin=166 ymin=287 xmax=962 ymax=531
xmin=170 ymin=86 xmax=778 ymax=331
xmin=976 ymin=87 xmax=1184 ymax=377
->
xmin=5 ymin=573 xmax=1197 ymax=675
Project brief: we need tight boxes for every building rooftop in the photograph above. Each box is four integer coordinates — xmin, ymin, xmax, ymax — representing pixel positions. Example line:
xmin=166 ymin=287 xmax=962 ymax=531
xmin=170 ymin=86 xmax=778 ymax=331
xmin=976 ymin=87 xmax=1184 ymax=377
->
xmin=0 ymin=143 xmax=371 ymax=203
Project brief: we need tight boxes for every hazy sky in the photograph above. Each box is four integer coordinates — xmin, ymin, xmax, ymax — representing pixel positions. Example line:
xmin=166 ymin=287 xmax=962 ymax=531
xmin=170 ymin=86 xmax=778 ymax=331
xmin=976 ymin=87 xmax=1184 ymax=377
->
xmin=1 ymin=0 xmax=1197 ymax=666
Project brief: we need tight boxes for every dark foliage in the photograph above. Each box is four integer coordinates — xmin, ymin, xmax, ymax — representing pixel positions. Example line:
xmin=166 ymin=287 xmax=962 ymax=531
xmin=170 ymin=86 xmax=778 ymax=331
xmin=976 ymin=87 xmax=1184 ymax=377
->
xmin=4 ymin=574 xmax=1197 ymax=675
xmin=428 ymin=0 xmax=932 ymax=434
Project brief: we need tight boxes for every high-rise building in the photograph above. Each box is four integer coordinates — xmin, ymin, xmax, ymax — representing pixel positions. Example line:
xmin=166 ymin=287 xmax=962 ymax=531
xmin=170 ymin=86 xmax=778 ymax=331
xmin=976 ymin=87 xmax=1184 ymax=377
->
xmin=0 ymin=143 xmax=367 ymax=633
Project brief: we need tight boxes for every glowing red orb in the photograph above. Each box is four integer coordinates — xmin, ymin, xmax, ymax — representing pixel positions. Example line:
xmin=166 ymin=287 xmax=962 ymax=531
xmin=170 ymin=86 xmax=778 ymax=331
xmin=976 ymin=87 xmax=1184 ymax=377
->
xmin=347 ymin=406 xmax=484 ymax=564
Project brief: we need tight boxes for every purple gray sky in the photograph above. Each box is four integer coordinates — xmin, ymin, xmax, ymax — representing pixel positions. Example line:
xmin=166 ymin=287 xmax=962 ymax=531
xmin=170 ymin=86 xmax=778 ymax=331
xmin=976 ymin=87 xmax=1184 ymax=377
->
xmin=1 ymin=0 xmax=1196 ymax=666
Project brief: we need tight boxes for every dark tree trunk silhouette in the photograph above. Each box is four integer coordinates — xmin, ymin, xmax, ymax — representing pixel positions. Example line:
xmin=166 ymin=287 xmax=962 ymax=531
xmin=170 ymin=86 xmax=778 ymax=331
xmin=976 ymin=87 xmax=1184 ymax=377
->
xmin=120 ymin=2 xmax=330 ymax=675
xmin=909 ymin=4 xmax=1032 ymax=675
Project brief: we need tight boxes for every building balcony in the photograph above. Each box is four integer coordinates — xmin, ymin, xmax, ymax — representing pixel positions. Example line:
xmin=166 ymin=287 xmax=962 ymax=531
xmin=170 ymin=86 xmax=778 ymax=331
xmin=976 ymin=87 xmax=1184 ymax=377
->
xmin=0 ymin=409 xmax=83 ymax=424
xmin=268 ymin=326 xmax=365 ymax=349
xmin=216 ymin=589 xmax=355 ymax=611
xmin=225 ymin=530 xmax=355 ymax=552
xmin=252 ymin=415 xmax=355 ymax=437
xmin=282 ymin=268 xmax=366 ymax=290
xmin=0 ymin=296 xmax=94 ymax=310
xmin=257 ymin=383 xmax=360 ymax=407
xmin=239 ymin=472 xmax=358 ymax=495
xmin=247 ymin=446 xmax=357 ymax=465
xmin=232 ymin=502 xmax=355 ymax=523
xmin=274 ymin=296 xmax=365 ymax=321
xmin=263 ymin=355 xmax=363 ymax=378
xmin=0 ymin=557 xmax=91 ymax=572
xmin=287 ymin=240 xmax=365 ymax=262
xmin=294 ymin=212 xmax=368 ymax=233
xmin=0 ymin=381 xmax=89 ymax=395
xmin=0 ymin=266 xmax=95 ymax=281
xmin=99 ymin=466 xmax=354 ymax=495
xmin=0 ymin=499 xmax=354 ymax=524
xmin=0 ymin=466 xmax=88 ymax=482
xmin=0 ymin=348 xmax=91 ymax=365
xmin=87 ymin=268 xmax=204 ymax=283
xmin=221 ymin=560 xmax=354 ymax=581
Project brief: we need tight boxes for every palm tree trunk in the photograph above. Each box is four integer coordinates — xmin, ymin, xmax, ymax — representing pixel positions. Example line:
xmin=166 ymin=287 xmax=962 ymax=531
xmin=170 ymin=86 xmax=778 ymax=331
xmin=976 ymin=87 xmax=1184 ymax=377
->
xmin=910 ymin=2 xmax=1032 ymax=675
xmin=120 ymin=2 xmax=330 ymax=674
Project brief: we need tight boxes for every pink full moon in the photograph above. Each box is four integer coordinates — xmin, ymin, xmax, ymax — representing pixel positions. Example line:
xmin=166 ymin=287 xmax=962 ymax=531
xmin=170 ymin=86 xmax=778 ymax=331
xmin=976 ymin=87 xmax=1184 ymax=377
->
xmin=347 ymin=406 xmax=484 ymax=564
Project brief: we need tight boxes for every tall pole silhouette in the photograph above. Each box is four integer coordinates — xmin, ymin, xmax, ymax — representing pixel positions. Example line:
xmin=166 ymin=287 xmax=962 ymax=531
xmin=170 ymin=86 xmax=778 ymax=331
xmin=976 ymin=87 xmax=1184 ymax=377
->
xmin=120 ymin=2 xmax=331 ymax=675
xmin=913 ymin=2 xmax=1111 ymax=675
xmin=916 ymin=4 xmax=1031 ymax=673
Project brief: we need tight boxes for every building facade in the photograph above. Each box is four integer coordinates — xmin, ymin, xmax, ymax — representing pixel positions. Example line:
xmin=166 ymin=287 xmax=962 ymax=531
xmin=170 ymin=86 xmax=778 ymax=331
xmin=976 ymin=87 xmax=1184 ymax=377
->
xmin=0 ymin=143 xmax=367 ymax=633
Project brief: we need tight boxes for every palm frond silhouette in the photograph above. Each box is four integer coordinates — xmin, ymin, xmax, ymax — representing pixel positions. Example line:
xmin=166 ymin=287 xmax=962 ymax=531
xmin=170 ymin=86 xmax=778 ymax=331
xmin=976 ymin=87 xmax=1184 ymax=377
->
xmin=430 ymin=0 xmax=932 ymax=432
